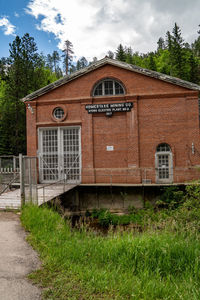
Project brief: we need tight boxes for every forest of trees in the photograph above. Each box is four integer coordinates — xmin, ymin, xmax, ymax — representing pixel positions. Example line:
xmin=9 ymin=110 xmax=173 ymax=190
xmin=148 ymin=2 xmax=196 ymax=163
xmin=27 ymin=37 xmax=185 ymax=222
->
xmin=0 ymin=23 xmax=199 ymax=155
xmin=114 ymin=23 xmax=200 ymax=84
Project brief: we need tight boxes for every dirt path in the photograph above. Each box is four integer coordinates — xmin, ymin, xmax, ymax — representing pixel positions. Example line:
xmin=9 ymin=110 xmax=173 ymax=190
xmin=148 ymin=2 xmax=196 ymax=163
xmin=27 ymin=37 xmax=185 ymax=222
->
xmin=0 ymin=212 xmax=41 ymax=300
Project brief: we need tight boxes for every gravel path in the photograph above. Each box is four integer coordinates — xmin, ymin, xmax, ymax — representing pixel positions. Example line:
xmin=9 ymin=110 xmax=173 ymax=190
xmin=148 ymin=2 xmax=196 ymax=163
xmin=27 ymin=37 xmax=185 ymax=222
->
xmin=0 ymin=212 xmax=41 ymax=300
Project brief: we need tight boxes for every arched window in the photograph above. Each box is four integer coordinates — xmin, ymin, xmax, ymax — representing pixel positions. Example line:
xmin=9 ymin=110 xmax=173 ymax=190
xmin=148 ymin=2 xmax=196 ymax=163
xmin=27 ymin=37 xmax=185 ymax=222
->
xmin=93 ymin=79 xmax=125 ymax=96
xmin=156 ymin=143 xmax=171 ymax=153
xmin=155 ymin=143 xmax=173 ymax=183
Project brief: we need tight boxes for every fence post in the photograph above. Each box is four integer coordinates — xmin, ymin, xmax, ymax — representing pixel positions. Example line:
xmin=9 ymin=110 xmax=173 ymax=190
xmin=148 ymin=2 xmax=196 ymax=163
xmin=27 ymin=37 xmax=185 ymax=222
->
xmin=19 ymin=154 xmax=25 ymax=207
xmin=28 ymin=158 xmax=32 ymax=202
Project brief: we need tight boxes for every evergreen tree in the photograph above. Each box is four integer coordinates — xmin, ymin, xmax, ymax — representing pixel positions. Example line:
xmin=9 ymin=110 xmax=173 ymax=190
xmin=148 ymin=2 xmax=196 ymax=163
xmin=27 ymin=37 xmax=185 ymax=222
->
xmin=92 ymin=57 xmax=97 ymax=63
xmin=52 ymin=51 xmax=60 ymax=72
xmin=192 ymin=36 xmax=200 ymax=57
xmin=46 ymin=54 xmax=53 ymax=71
xmin=79 ymin=56 xmax=88 ymax=68
xmin=148 ymin=52 xmax=157 ymax=71
xmin=0 ymin=58 xmax=8 ymax=80
xmin=69 ymin=64 xmax=76 ymax=74
xmin=171 ymin=23 xmax=185 ymax=78
xmin=125 ymin=47 xmax=133 ymax=64
xmin=76 ymin=57 xmax=88 ymax=70
xmin=62 ymin=40 xmax=74 ymax=75
xmin=107 ymin=50 xmax=114 ymax=59
xmin=0 ymin=33 xmax=58 ymax=155
xmin=188 ymin=52 xmax=199 ymax=83
xmin=115 ymin=44 xmax=126 ymax=62
xmin=76 ymin=60 xmax=81 ymax=71
xmin=157 ymin=37 xmax=165 ymax=51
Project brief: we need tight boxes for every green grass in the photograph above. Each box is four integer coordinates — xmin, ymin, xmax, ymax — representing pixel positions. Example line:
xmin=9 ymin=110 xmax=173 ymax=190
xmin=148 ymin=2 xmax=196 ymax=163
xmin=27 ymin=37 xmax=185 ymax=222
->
xmin=21 ymin=204 xmax=200 ymax=299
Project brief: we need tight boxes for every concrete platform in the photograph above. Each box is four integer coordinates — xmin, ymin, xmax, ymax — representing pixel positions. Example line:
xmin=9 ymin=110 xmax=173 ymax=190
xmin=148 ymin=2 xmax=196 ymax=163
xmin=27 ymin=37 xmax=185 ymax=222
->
xmin=0 ymin=184 xmax=77 ymax=210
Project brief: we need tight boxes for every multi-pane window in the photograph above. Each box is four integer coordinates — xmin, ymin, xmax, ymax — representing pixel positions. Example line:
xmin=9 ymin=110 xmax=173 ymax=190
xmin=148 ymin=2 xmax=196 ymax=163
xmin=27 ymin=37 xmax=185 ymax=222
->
xmin=53 ymin=107 xmax=64 ymax=120
xmin=157 ymin=143 xmax=171 ymax=152
xmin=156 ymin=143 xmax=172 ymax=181
xmin=42 ymin=129 xmax=58 ymax=181
xmin=93 ymin=79 xmax=125 ymax=96
xmin=39 ymin=127 xmax=81 ymax=183
xmin=158 ymin=155 xmax=169 ymax=179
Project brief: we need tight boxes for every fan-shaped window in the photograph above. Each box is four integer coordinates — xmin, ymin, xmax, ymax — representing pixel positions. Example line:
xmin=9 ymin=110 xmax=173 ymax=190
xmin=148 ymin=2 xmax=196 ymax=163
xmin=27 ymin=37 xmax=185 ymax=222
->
xmin=93 ymin=79 xmax=125 ymax=96
xmin=156 ymin=143 xmax=171 ymax=152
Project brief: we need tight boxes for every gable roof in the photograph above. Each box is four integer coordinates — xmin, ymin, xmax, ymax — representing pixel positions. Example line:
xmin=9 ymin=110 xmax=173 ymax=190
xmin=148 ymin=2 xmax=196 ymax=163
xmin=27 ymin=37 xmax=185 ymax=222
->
xmin=21 ymin=57 xmax=200 ymax=102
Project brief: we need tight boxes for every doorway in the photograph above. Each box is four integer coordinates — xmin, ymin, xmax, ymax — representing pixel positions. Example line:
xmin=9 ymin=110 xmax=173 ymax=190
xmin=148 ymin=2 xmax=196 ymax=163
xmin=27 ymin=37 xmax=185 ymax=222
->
xmin=38 ymin=127 xmax=81 ymax=183
xmin=155 ymin=143 xmax=173 ymax=183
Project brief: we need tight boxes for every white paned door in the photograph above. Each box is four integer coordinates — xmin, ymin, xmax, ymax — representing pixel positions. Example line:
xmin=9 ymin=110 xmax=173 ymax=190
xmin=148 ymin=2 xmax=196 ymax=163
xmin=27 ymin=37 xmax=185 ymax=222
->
xmin=156 ymin=153 xmax=173 ymax=183
xmin=38 ymin=127 xmax=81 ymax=183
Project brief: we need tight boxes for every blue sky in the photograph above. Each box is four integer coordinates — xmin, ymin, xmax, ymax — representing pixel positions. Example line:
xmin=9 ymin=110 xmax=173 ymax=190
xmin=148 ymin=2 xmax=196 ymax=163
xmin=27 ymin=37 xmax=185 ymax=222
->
xmin=0 ymin=0 xmax=60 ymax=58
xmin=0 ymin=0 xmax=200 ymax=61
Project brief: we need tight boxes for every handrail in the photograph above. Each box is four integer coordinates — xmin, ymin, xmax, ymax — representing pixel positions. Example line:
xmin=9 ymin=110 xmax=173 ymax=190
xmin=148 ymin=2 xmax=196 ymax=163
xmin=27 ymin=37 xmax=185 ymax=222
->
xmin=0 ymin=173 xmax=20 ymax=196
xmin=38 ymin=154 xmax=81 ymax=203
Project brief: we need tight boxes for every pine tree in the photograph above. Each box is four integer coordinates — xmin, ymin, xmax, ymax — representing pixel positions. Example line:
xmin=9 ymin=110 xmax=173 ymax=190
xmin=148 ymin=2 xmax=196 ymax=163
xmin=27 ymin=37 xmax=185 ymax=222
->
xmin=166 ymin=31 xmax=173 ymax=52
xmin=62 ymin=40 xmax=74 ymax=75
xmin=76 ymin=60 xmax=81 ymax=71
xmin=107 ymin=51 xmax=114 ymax=59
xmin=188 ymin=52 xmax=199 ymax=83
xmin=46 ymin=54 xmax=53 ymax=71
xmin=76 ymin=57 xmax=88 ymax=70
xmin=0 ymin=33 xmax=58 ymax=155
xmin=157 ymin=37 xmax=165 ymax=51
xmin=115 ymin=44 xmax=126 ymax=62
xmin=80 ymin=57 xmax=88 ymax=68
xmin=148 ymin=52 xmax=157 ymax=71
xmin=0 ymin=58 xmax=8 ymax=80
xmin=171 ymin=23 xmax=185 ymax=78
xmin=192 ymin=36 xmax=200 ymax=57
xmin=125 ymin=47 xmax=133 ymax=64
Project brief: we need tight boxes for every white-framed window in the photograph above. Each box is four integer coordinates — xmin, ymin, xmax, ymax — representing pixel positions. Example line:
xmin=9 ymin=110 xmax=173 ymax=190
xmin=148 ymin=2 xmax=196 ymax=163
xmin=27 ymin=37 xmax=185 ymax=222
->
xmin=93 ymin=79 xmax=125 ymax=96
xmin=155 ymin=143 xmax=173 ymax=183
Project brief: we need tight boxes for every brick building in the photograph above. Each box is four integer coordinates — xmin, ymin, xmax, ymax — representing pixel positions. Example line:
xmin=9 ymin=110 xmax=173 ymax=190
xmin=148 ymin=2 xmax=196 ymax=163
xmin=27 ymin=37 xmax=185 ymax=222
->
xmin=22 ymin=57 xmax=200 ymax=185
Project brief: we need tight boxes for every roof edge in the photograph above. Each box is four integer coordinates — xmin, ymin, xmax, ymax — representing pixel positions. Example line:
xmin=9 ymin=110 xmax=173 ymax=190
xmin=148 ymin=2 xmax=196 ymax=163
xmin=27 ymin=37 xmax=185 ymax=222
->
xmin=21 ymin=57 xmax=200 ymax=102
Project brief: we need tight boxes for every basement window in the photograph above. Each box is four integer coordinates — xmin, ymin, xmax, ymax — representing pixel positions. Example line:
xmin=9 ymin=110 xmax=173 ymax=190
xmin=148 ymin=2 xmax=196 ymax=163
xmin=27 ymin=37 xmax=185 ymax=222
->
xmin=93 ymin=79 xmax=125 ymax=96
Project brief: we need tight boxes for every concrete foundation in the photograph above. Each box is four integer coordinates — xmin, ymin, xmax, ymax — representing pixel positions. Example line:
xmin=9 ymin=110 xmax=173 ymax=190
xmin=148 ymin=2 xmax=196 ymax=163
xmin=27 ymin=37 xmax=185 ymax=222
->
xmin=59 ymin=184 xmax=185 ymax=213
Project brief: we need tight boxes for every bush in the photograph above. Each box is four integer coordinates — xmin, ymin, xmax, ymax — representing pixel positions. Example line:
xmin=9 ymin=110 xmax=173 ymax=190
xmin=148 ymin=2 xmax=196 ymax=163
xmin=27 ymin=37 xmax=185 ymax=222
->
xmin=156 ymin=186 xmax=184 ymax=209
xmin=184 ymin=184 xmax=200 ymax=209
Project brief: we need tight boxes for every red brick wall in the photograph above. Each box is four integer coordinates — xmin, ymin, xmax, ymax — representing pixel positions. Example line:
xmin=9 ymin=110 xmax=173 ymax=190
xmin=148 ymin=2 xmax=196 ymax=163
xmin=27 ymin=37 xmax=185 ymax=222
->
xmin=25 ymin=64 xmax=200 ymax=183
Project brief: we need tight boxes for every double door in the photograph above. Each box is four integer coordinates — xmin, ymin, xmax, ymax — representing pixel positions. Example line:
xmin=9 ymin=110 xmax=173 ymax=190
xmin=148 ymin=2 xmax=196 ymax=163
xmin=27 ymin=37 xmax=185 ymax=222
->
xmin=38 ymin=127 xmax=81 ymax=183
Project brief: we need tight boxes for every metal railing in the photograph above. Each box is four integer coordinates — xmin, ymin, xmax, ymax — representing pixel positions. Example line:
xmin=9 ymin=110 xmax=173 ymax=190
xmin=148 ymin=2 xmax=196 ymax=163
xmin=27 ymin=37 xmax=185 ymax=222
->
xmin=0 ymin=173 xmax=20 ymax=195
xmin=37 ymin=154 xmax=81 ymax=203
xmin=0 ymin=156 xmax=20 ymax=174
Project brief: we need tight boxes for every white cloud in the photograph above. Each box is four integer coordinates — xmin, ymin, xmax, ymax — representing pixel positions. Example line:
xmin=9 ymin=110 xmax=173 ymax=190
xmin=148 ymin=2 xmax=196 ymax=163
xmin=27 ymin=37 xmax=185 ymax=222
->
xmin=26 ymin=0 xmax=200 ymax=60
xmin=0 ymin=17 xmax=16 ymax=36
xmin=14 ymin=12 xmax=20 ymax=18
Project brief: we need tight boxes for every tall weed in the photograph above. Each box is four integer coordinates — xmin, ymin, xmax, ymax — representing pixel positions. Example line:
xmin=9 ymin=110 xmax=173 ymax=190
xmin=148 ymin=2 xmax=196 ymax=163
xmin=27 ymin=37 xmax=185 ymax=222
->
xmin=21 ymin=204 xmax=200 ymax=299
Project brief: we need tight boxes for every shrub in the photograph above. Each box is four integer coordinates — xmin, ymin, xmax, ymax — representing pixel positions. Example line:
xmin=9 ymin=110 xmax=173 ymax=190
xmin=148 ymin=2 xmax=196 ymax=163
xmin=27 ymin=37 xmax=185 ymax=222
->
xmin=156 ymin=186 xmax=184 ymax=209
xmin=184 ymin=184 xmax=200 ymax=209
